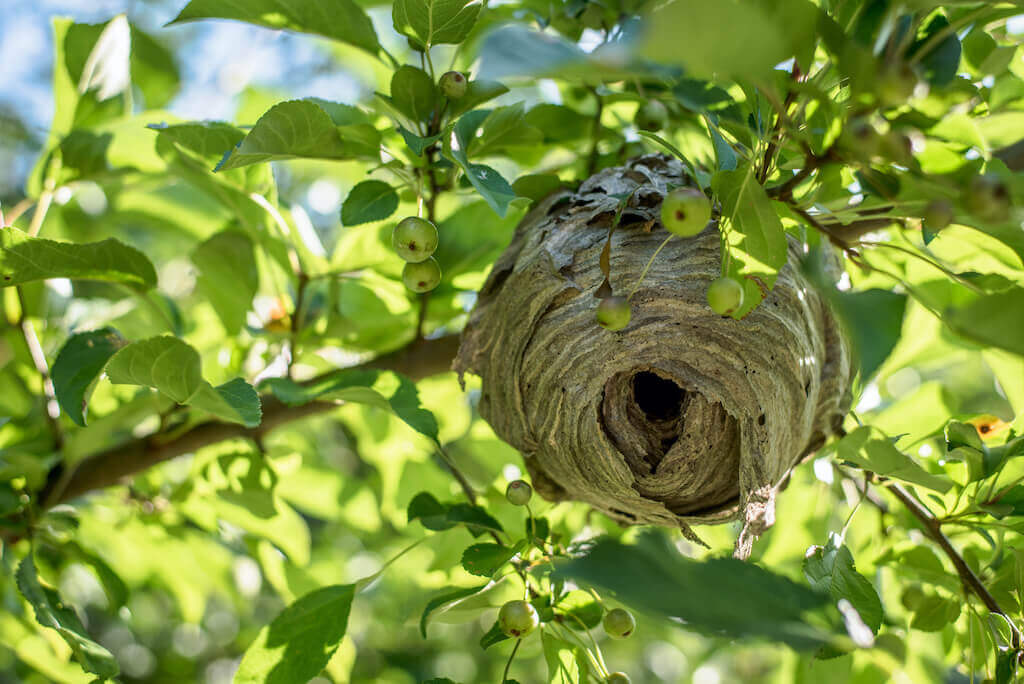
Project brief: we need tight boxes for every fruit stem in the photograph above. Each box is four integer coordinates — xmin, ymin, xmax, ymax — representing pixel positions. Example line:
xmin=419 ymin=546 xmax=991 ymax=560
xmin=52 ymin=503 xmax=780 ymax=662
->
xmin=627 ymin=234 xmax=673 ymax=300
xmin=501 ymin=638 xmax=522 ymax=683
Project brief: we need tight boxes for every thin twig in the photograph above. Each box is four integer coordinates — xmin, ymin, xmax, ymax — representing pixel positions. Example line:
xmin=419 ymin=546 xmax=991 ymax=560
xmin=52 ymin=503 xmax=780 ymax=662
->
xmin=757 ymin=64 xmax=802 ymax=185
xmin=287 ymin=272 xmax=309 ymax=378
xmin=886 ymin=482 xmax=1022 ymax=649
xmin=2 ymin=198 xmax=34 ymax=226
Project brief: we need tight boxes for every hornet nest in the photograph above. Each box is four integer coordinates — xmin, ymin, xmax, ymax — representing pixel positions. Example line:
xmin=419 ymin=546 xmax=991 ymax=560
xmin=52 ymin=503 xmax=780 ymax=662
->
xmin=454 ymin=155 xmax=852 ymax=557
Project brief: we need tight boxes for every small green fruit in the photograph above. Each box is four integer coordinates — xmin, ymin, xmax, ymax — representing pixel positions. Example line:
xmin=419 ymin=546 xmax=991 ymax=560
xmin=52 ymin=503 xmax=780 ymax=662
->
xmin=402 ymin=257 xmax=442 ymax=293
xmin=498 ymin=600 xmax=539 ymax=638
xmin=439 ymin=71 xmax=468 ymax=99
xmin=602 ymin=608 xmax=636 ymax=639
xmin=660 ymin=187 xmax=711 ymax=237
xmin=506 ymin=480 xmax=533 ymax=506
xmin=877 ymin=62 xmax=919 ymax=107
xmin=606 ymin=673 xmax=631 ymax=684
xmin=841 ymin=118 xmax=880 ymax=161
xmin=879 ymin=130 xmax=913 ymax=165
xmin=707 ymin=276 xmax=744 ymax=316
xmin=900 ymin=585 xmax=926 ymax=611
xmin=392 ymin=216 xmax=439 ymax=263
xmin=921 ymin=199 xmax=954 ymax=232
xmin=596 ymin=296 xmax=631 ymax=331
xmin=634 ymin=100 xmax=668 ymax=132
xmin=965 ymin=175 xmax=1012 ymax=223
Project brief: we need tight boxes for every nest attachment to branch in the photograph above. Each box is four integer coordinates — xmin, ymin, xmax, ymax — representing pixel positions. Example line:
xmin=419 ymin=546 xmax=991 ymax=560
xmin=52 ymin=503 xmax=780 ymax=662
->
xmin=455 ymin=155 xmax=851 ymax=556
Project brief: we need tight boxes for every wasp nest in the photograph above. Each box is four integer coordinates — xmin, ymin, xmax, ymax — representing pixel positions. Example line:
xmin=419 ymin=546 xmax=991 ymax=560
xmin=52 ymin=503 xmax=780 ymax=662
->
xmin=455 ymin=155 xmax=851 ymax=556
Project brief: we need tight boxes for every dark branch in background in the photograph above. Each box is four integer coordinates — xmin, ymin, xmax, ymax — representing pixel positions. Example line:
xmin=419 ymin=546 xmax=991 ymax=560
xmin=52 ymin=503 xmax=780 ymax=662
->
xmin=287 ymin=271 xmax=309 ymax=379
xmin=995 ymin=139 xmax=1024 ymax=172
xmin=886 ymin=482 xmax=1022 ymax=649
xmin=586 ymin=87 xmax=604 ymax=177
xmin=33 ymin=335 xmax=462 ymax=512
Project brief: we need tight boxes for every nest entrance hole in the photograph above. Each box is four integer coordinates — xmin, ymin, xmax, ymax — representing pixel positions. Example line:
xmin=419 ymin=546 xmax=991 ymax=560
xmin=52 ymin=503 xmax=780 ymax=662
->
xmin=632 ymin=371 xmax=685 ymax=422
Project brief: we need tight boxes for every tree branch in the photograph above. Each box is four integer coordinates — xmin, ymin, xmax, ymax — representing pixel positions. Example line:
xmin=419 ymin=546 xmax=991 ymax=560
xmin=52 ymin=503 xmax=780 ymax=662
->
xmin=35 ymin=335 xmax=462 ymax=511
xmin=886 ymin=482 xmax=1022 ymax=648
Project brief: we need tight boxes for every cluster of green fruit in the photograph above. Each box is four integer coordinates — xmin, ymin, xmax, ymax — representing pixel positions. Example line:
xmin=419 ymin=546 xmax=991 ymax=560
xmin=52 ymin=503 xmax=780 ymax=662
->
xmin=596 ymin=186 xmax=745 ymax=331
xmin=392 ymin=216 xmax=441 ymax=293
xmin=389 ymin=71 xmax=471 ymax=294
xmin=500 ymin=481 xmax=636 ymax=682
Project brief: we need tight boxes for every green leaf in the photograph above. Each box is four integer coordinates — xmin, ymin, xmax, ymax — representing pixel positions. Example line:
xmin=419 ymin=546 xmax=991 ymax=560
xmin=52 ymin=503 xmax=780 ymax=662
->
xmin=397 ymin=126 xmax=443 ymax=156
xmin=713 ymin=165 xmax=787 ymax=274
xmin=51 ymin=328 xmax=126 ymax=427
xmin=150 ymin=121 xmax=246 ymax=161
xmin=130 ymin=25 xmax=181 ymax=108
xmin=461 ymin=543 xmax=517 ymax=577
xmin=477 ymin=25 xmax=594 ymax=81
xmin=803 ymin=538 xmax=883 ymax=633
xmin=446 ymin=115 xmax=517 ymax=217
xmin=106 ymin=336 xmax=203 ymax=403
xmin=234 ymin=584 xmax=354 ymax=684
xmin=16 ymin=554 xmax=119 ymax=679
xmin=479 ymin=620 xmax=510 ymax=649
xmin=910 ymin=594 xmax=960 ymax=632
xmin=188 ymin=378 xmax=263 ymax=428
xmin=182 ymin=450 xmax=307 ymax=561
xmin=833 ymin=288 xmax=908 ymax=380
xmin=447 ymin=80 xmax=510 ymax=119
xmin=911 ymin=14 xmax=962 ymax=87
xmin=470 ymin=103 xmax=542 ymax=158
xmin=260 ymin=368 xmax=438 ymax=441
xmin=407 ymin=491 xmax=451 ymax=530
xmin=834 ymin=426 xmax=952 ymax=493
xmin=555 ymin=590 xmax=603 ymax=631
xmin=556 ymin=533 xmax=835 ymax=649
xmin=106 ymin=336 xmax=260 ymax=425
xmin=542 ymin=631 xmax=582 ymax=684
xmin=0 ymin=227 xmax=157 ymax=291
xmin=407 ymin=492 xmax=504 ymax=536
xmin=191 ymin=230 xmax=258 ymax=334
xmin=392 ymin=0 xmax=481 ymax=47
xmin=711 ymin=164 xmax=788 ymax=316
xmin=216 ymin=100 xmax=381 ymax=171
xmin=944 ymin=286 xmax=1024 ymax=358
xmin=512 ymin=174 xmax=566 ymax=203
xmin=169 ymin=0 xmax=380 ymax=54
xmin=420 ymin=583 xmax=488 ymax=638
xmin=341 ymin=180 xmax=400 ymax=226
xmin=390 ymin=66 xmax=440 ymax=125
xmin=641 ymin=0 xmax=816 ymax=80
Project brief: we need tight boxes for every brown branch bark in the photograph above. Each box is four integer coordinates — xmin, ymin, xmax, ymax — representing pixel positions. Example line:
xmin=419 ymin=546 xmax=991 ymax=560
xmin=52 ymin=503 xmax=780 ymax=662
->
xmin=35 ymin=335 xmax=461 ymax=511
xmin=887 ymin=482 xmax=1022 ymax=648
xmin=995 ymin=139 xmax=1024 ymax=172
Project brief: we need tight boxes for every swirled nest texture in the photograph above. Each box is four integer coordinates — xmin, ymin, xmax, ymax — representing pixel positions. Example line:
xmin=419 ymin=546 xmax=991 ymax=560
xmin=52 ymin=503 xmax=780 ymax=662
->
xmin=455 ymin=155 xmax=851 ymax=553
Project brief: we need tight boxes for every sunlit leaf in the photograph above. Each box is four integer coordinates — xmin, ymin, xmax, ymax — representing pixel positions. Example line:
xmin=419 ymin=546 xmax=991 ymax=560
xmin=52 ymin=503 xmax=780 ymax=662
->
xmin=234 ymin=584 xmax=354 ymax=684
xmin=170 ymin=0 xmax=380 ymax=54
xmin=51 ymin=328 xmax=125 ymax=426
xmin=0 ymin=227 xmax=157 ymax=290
xmin=16 ymin=554 xmax=119 ymax=679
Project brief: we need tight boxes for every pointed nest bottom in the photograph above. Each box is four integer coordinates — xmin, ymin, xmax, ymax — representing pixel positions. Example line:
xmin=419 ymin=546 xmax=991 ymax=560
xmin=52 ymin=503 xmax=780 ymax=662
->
xmin=455 ymin=155 xmax=852 ymax=557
